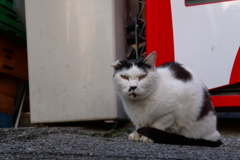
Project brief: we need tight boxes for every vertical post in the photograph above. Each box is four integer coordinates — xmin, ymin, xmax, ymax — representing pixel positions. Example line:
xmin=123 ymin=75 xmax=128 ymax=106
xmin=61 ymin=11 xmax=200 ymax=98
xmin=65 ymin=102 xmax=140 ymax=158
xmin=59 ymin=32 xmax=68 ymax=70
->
xmin=135 ymin=18 xmax=139 ymax=59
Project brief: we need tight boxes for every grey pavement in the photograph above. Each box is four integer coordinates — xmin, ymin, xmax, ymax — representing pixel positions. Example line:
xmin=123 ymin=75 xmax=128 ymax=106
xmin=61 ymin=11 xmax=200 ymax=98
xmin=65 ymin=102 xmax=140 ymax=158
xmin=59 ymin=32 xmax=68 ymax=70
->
xmin=0 ymin=119 xmax=240 ymax=160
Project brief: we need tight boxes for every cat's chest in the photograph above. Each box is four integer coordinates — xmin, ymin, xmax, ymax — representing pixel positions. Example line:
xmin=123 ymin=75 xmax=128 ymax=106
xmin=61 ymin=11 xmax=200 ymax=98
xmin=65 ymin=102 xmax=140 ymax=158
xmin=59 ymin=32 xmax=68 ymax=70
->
xmin=123 ymin=100 xmax=160 ymax=127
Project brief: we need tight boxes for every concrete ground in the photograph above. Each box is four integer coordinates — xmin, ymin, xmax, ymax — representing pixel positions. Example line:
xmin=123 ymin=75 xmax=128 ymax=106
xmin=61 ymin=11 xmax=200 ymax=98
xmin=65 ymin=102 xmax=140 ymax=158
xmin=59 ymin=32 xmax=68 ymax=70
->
xmin=0 ymin=119 xmax=240 ymax=160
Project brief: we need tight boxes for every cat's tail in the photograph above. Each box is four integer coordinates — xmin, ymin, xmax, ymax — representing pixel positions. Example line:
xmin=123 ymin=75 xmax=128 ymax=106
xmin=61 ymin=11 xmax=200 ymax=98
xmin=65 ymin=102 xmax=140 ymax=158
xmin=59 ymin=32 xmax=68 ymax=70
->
xmin=137 ymin=127 xmax=222 ymax=147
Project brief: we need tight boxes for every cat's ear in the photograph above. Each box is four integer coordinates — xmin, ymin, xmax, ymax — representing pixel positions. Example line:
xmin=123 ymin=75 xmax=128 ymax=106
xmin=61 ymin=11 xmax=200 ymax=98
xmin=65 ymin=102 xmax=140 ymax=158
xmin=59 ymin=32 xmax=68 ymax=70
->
xmin=144 ymin=51 xmax=157 ymax=69
xmin=111 ymin=60 xmax=122 ymax=70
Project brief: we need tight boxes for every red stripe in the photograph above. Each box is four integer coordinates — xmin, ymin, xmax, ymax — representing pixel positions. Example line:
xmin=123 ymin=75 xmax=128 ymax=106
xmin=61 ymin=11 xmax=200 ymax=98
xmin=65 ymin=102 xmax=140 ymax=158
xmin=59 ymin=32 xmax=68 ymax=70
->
xmin=146 ymin=0 xmax=175 ymax=67
xmin=211 ymin=95 xmax=240 ymax=107
xmin=229 ymin=47 xmax=240 ymax=84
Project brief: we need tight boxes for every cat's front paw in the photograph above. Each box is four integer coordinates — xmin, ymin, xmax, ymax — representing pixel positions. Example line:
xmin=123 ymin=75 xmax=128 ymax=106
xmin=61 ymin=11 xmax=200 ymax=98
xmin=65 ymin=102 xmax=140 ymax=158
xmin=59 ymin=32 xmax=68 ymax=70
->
xmin=128 ymin=132 xmax=141 ymax=141
xmin=140 ymin=136 xmax=154 ymax=143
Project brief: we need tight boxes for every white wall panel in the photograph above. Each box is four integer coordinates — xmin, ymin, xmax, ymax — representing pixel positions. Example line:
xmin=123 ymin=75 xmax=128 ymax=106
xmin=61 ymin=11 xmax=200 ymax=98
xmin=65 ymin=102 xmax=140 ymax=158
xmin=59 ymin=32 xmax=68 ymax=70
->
xmin=25 ymin=0 xmax=126 ymax=123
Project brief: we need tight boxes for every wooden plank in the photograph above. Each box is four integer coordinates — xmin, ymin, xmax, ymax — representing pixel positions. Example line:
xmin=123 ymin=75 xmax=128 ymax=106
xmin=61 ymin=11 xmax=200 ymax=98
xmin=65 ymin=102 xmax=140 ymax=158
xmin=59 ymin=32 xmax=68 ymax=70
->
xmin=0 ymin=94 xmax=14 ymax=115
xmin=0 ymin=37 xmax=28 ymax=64
xmin=0 ymin=77 xmax=16 ymax=97
xmin=0 ymin=54 xmax=28 ymax=80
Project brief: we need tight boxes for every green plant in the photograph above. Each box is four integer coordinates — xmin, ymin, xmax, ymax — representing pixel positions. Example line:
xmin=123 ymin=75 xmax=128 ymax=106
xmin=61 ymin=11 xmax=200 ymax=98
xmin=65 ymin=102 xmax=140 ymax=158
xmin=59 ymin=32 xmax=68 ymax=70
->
xmin=110 ymin=129 xmax=126 ymax=137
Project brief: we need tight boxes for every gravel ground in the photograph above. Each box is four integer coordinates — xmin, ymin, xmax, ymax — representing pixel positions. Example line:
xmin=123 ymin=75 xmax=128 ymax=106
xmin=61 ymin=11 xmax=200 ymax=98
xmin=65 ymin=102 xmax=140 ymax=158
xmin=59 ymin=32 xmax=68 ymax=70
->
xmin=0 ymin=119 xmax=240 ymax=160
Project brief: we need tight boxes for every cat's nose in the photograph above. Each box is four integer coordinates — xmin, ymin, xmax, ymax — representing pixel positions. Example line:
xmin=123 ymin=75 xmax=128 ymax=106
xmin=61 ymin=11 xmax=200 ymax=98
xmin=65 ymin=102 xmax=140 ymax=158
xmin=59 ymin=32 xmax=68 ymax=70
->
xmin=129 ymin=86 xmax=137 ymax=92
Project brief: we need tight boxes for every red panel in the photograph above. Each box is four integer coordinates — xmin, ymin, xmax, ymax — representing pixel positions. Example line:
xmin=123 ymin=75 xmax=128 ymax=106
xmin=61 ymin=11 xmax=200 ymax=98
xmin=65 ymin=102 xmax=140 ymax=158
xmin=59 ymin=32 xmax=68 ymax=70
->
xmin=211 ymin=95 xmax=240 ymax=107
xmin=229 ymin=48 xmax=240 ymax=84
xmin=146 ymin=0 xmax=175 ymax=67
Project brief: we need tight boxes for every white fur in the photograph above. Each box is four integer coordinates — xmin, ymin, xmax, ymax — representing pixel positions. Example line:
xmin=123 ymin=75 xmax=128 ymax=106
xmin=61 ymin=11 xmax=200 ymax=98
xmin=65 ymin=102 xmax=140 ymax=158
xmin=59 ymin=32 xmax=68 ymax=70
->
xmin=112 ymin=52 xmax=221 ymax=142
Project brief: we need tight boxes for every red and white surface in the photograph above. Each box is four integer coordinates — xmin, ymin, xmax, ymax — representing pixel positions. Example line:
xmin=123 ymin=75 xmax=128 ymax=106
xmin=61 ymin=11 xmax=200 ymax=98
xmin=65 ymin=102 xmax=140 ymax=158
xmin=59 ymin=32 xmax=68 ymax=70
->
xmin=146 ymin=0 xmax=240 ymax=107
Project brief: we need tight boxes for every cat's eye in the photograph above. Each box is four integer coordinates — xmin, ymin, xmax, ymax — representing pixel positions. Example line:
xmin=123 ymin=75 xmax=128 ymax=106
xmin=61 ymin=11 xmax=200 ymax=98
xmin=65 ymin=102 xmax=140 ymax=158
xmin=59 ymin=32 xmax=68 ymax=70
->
xmin=121 ymin=75 xmax=129 ymax=80
xmin=139 ymin=74 xmax=147 ymax=80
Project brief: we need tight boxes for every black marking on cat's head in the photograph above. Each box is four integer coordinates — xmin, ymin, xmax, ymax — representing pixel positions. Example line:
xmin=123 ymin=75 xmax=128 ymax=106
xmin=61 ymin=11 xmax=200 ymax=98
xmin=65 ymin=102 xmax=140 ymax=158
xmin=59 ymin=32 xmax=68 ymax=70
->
xmin=134 ymin=58 xmax=152 ymax=73
xmin=112 ymin=60 xmax=134 ymax=71
xmin=111 ymin=51 xmax=157 ymax=74
xmin=198 ymin=88 xmax=216 ymax=120
xmin=112 ymin=58 xmax=152 ymax=74
xmin=159 ymin=62 xmax=192 ymax=82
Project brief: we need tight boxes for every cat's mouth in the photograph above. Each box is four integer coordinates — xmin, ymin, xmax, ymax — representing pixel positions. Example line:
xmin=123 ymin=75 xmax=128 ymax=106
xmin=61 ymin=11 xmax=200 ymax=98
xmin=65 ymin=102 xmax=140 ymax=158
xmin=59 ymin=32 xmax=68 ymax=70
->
xmin=128 ymin=93 xmax=140 ymax=98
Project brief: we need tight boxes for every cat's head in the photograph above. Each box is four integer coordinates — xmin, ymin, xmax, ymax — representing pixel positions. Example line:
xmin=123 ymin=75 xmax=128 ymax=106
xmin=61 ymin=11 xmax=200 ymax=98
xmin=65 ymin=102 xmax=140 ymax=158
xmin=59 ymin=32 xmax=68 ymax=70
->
xmin=111 ymin=51 xmax=158 ymax=100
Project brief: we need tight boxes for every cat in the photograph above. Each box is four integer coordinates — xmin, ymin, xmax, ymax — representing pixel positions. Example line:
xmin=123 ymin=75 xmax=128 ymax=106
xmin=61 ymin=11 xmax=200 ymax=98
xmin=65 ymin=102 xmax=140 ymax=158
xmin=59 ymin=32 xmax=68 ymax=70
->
xmin=111 ymin=51 xmax=222 ymax=147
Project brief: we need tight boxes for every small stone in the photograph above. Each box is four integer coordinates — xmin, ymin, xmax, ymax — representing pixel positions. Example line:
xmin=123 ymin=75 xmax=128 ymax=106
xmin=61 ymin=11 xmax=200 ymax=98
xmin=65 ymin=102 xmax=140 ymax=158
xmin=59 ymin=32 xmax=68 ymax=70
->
xmin=17 ymin=135 xmax=24 ymax=138
xmin=89 ymin=153 xmax=93 ymax=157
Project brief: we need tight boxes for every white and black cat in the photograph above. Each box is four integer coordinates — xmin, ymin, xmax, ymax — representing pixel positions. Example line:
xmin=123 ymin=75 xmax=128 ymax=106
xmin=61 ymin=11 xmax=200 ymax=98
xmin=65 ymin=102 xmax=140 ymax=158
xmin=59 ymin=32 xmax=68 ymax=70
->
xmin=111 ymin=51 xmax=222 ymax=147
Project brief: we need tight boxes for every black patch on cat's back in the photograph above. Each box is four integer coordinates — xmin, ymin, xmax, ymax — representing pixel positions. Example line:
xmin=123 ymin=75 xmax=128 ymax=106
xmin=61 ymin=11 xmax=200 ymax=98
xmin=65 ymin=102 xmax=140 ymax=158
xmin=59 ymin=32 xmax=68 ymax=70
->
xmin=159 ymin=62 xmax=192 ymax=82
xmin=198 ymin=89 xmax=216 ymax=120
xmin=114 ymin=58 xmax=151 ymax=73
